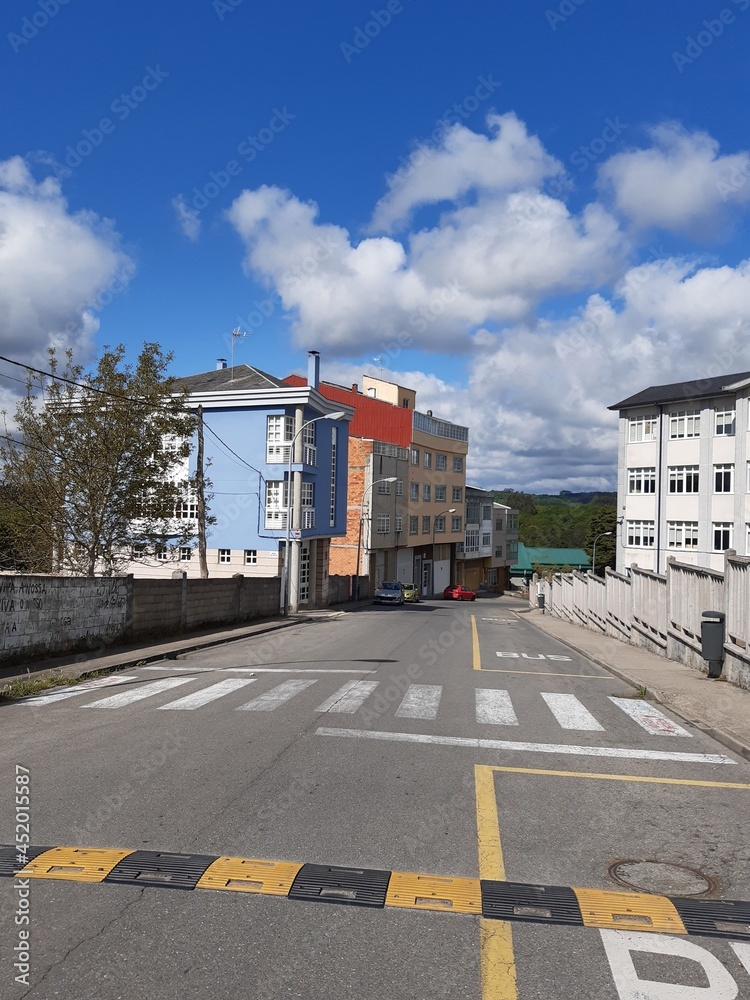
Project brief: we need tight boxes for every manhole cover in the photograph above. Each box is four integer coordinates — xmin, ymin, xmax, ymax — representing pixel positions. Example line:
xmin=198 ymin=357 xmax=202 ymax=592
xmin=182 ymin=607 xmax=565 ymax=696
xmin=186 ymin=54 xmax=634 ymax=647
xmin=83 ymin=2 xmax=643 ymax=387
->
xmin=609 ymin=861 xmax=715 ymax=897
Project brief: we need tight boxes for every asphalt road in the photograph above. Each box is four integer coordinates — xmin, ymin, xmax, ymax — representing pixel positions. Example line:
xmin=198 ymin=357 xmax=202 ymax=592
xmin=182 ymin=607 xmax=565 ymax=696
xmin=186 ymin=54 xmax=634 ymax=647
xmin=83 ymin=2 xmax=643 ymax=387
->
xmin=1 ymin=595 xmax=749 ymax=999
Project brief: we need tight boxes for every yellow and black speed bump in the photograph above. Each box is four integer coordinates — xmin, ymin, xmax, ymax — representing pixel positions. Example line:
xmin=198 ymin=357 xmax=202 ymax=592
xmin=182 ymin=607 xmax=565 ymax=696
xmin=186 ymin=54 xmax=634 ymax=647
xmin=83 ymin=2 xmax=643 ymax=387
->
xmin=4 ymin=845 xmax=750 ymax=942
xmin=288 ymin=863 xmax=391 ymax=908
xmin=481 ymin=880 xmax=582 ymax=925
xmin=103 ymin=850 xmax=216 ymax=890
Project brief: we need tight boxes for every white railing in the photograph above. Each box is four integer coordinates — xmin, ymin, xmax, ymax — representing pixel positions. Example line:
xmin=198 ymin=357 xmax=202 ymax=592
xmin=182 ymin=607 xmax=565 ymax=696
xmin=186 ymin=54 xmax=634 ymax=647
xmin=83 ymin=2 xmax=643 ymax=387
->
xmin=606 ymin=569 xmax=632 ymax=640
xmin=302 ymin=444 xmax=317 ymax=467
xmin=669 ymin=559 xmax=724 ymax=650
xmin=631 ymin=566 xmax=668 ymax=648
xmin=725 ymin=554 xmax=750 ymax=650
xmin=265 ymin=509 xmax=288 ymax=530
xmin=302 ymin=508 xmax=315 ymax=529
xmin=587 ymin=572 xmax=607 ymax=632
xmin=266 ymin=443 xmax=291 ymax=464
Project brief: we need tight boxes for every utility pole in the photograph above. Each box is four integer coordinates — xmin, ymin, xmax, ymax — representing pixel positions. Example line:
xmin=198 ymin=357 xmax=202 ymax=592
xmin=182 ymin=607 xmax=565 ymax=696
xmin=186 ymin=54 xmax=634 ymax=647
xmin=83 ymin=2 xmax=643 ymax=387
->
xmin=196 ymin=404 xmax=209 ymax=578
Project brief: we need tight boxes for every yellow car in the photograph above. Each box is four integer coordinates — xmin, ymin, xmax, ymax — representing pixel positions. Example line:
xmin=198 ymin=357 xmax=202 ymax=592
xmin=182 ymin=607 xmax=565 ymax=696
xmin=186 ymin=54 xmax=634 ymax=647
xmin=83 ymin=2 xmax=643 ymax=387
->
xmin=400 ymin=582 xmax=420 ymax=603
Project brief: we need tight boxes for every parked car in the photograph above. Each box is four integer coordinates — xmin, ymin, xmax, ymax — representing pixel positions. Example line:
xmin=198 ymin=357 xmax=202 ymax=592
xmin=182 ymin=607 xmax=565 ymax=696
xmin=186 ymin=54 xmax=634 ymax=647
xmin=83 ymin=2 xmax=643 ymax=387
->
xmin=443 ymin=584 xmax=476 ymax=601
xmin=400 ymin=582 xmax=420 ymax=603
xmin=373 ymin=581 xmax=405 ymax=605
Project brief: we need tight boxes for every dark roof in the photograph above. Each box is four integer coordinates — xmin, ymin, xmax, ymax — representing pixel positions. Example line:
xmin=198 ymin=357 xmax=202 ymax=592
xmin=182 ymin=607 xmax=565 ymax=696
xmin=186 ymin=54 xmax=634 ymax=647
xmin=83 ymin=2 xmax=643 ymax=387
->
xmin=173 ymin=364 xmax=290 ymax=393
xmin=609 ymin=371 xmax=750 ymax=410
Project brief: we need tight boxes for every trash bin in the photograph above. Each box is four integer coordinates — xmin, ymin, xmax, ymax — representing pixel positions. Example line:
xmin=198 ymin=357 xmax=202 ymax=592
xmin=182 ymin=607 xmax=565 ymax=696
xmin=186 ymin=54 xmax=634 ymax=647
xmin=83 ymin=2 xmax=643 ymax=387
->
xmin=537 ymin=593 xmax=545 ymax=613
xmin=701 ymin=611 xmax=725 ymax=678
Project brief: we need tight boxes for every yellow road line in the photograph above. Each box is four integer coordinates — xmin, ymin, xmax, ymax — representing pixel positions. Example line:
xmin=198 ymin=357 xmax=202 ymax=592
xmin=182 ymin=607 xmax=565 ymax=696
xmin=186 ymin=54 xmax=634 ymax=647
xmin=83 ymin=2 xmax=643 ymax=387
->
xmin=475 ymin=765 xmax=518 ymax=1000
xmin=472 ymin=614 xmax=481 ymax=671
xmin=482 ymin=764 xmax=750 ymax=790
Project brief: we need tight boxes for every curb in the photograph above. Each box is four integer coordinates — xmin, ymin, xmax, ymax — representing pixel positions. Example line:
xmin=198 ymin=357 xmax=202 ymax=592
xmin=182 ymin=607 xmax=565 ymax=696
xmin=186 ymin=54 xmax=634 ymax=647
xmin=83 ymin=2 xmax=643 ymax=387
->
xmin=518 ymin=612 xmax=750 ymax=764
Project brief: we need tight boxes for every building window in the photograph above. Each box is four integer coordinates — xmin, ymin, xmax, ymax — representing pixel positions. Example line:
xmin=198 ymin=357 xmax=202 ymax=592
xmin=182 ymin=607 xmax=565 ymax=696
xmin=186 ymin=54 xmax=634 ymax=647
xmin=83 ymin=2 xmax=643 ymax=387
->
xmin=714 ymin=464 xmax=734 ymax=493
xmin=669 ymin=410 xmax=700 ymax=439
xmin=244 ymin=549 xmax=257 ymax=564
xmin=668 ymin=466 xmax=699 ymax=494
xmin=175 ymin=500 xmax=198 ymax=518
xmin=628 ymin=415 xmax=658 ymax=442
xmin=179 ymin=546 xmax=193 ymax=561
xmin=131 ymin=542 xmax=147 ymax=559
xmin=435 ymin=484 xmax=446 ymax=502
xmin=409 ymin=515 xmax=419 ymax=535
xmin=422 ymin=515 xmax=430 ymax=534
xmin=746 ymin=524 xmax=750 ymax=556
xmin=452 ymin=486 xmax=462 ymax=502
xmin=395 ymin=515 xmax=403 ymax=532
xmin=330 ymin=427 xmax=337 ymax=527
xmin=411 ymin=448 xmax=420 ymax=466
xmin=424 ymin=451 xmax=432 ymax=469
xmin=434 ymin=515 xmax=446 ymax=533
xmin=376 ymin=514 xmax=390 ymax=534
xmin=507 ymin=513 xmax=519 ymax=532
xmin=265 ymin=480 xmax=288 ymax=530
xmin=482 ymin=532 xmax=492 ymax=546
xmin=713 ymin=522 xmax=733 ymax=551
xmin=396 ymin=478 xmax=404 ymax=496
xmin=410 ymin=481 xmax=419 ymax=501
xmin=219 ymin=549 xmax=231 ymax=564
xmin=507 ymin=540 xmax=518 ymax=561
xmin=495 ymin=517 xmax=503 ymax=531
xmin=301 ymin=482 xmax=314 ymax=505
xmin=495 ymin=544 xmax=503 ymax=558
xmin=453 ymin=456 xmax=463 ymax=472
xmin=436 ymin=454 xmax=447 ymax=471
xmin=155 ymin=545 xmax=169 ymax=562
xmin=376 ymin=479 xmax=391 ymax=494
xmin=715 ymin=408 xmax=736 ymax=436
xmin=266 ymin=414 xmax=293 ymax=463
xmin=626 ymin=521 xmax=655 ymax=547
xmin=465 ymin=528 xmax=480 ymax=553
xmin=402 ymin=398 xmax=410 ymax=408
xmin=628 ymin=468 xmax=657 ymax=494
xmin=423 ymin=484 xmax=431 ymax=501
xmin=452 ymin=515 xmax=462 ymax=532
xmin=667 ymin=522 xmax=699 ymax=549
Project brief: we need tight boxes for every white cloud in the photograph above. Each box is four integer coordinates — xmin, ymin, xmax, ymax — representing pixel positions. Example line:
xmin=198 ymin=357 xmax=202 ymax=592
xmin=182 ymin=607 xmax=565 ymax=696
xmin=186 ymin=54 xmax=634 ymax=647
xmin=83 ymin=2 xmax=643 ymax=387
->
xmin=371 ymin=112 xmax=563 ymax=232
xmin=0 ymin=156 xmax=134 ymax=373
xmin=598 ymin=124 xmax=750 ymax=234
xmin=172 ymin=193 xmax=201 ymax=241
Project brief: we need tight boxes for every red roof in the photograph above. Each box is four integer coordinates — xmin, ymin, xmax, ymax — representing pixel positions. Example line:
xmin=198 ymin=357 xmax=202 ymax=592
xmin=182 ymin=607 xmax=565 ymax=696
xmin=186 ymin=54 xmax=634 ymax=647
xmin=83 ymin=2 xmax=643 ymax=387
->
xmin=285 ymin=375 xmax=411 ymax=447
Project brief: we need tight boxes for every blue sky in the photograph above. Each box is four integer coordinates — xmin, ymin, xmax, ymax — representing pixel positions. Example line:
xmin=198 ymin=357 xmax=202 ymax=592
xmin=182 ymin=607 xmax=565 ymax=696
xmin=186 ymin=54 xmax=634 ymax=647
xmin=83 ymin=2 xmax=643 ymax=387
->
xmin=2 ymin=0 xmax=750 ymax=491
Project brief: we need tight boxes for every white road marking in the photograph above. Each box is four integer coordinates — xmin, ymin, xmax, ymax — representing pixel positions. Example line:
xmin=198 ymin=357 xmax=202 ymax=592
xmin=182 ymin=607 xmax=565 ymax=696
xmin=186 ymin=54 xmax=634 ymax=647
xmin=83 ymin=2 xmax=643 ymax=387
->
xmin=475 ymin=689 xmax=518 ymax=725
xmin=542 ymin=692 xmax=605 ymax=731
xmin=142 ymin=666 xmax=373 ymax=674
xmin=157 ymin=677 xmax=256 ymax=710
xmin=609 ymin=698 xmax=692 ymax=737
xmin=395 ymin=684 xmax=442 ymax=719
xmin=82 ymin=676 xmax=192 ymax=708
xmin=237 ymin=678 xmax=317 ymax=711
xmin=315 ymin=728 xmax=734 ymax=764
xmin=316 ymin=680 xmax=379 ymax=713
xmin=21 ymin=675 xmax=138 ymax=705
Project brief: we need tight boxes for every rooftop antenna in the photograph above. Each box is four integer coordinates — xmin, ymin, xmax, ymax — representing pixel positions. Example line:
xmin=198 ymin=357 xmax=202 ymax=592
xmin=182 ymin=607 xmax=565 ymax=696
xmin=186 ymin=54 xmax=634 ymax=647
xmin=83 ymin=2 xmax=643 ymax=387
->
xmin=230 ymin=328 xmax=248 ymax=381
xmin=373 ymin=356 xmax=383 ymax=377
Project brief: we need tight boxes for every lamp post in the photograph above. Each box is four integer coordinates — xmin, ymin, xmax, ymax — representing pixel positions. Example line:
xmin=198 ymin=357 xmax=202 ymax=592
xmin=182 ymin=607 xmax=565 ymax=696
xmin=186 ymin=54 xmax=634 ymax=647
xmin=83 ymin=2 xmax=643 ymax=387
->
xmin=283 ymin=410 xmax=346 ymax=617
xmin=353 ymin=476 xmax=398 ymax=602
xmin=591 ymin=530 xmax=613 ymax=576
xmin=432 ymin=508 xmax=457 ymax=596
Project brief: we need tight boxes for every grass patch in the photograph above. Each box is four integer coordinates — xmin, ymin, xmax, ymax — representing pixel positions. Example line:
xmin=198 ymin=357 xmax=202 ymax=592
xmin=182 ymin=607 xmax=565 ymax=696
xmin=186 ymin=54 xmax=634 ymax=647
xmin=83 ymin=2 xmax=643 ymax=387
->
xmin=0 ymin=668 xmax=112 ymax=702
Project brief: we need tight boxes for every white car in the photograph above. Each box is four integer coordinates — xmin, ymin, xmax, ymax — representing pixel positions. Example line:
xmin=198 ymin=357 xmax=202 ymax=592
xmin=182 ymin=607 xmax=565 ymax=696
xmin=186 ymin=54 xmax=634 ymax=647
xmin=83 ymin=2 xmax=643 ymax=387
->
xmin=373 ymin=581 xmax=404 ymax=605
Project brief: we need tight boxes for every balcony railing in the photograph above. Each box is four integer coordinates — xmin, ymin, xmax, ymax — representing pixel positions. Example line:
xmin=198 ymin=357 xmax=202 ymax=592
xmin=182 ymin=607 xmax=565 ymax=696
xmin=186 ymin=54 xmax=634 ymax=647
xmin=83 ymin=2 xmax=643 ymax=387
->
xmin=266 ymin=443 xmax=291 ymax=464
xmin=265 ymin=508 xmax=316 ymax=531
xmin=302 ymin=508 xmax=315 ymax=529
xmin=302 ymin=444 xmax=317 ymax=467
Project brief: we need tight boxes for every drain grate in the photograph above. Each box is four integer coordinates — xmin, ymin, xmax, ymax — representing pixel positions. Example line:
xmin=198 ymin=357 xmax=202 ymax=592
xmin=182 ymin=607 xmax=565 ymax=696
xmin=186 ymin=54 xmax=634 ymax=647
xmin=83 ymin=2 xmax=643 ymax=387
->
xmin=289 ymin=863 xmax=391 ymax=908
xmin=0 ymin=845 xmax=53 ymax=877
xmin=103 ymin=850 xmax=215 ymax=890
xmin=672 ymin=897 xmax=750 ymax=940
xmin=481 ymin=881 xmax=583 ymax=925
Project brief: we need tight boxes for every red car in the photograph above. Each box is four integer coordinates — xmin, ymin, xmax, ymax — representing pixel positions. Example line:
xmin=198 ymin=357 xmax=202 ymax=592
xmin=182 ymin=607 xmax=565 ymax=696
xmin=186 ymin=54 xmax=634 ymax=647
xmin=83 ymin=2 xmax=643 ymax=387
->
xmin=443 ymin=584 xmax=476 ymax=601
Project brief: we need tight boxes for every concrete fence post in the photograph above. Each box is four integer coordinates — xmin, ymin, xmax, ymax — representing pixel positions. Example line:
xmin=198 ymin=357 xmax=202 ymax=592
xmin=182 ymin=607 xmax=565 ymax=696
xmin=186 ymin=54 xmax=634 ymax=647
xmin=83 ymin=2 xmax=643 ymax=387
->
xmin=180 ymin=572 xmax=188 ymax=632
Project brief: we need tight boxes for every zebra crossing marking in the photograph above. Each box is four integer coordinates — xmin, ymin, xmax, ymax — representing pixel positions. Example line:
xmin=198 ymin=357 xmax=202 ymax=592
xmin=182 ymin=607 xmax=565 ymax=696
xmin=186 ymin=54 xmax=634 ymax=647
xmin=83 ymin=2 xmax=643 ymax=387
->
xmin=21 ymin=675 xmax=138 ymax=706
xmin=315 ymin=680 xmax=379 ymax=714
xmin=237 ymin=679 xmax=317 ymax=711
xmin=609 ymin=698 xmax=692 ymax=738
xmin=475 ymin=689 xmax=519 ymax=726
xmin=81 ymin=676 xmax=192 ymax=709
xmin=395 ymin=684 xmax=443 ymax=719
xmin=157 ymin=677 xmax=257 ymax=710
xmin=542 ymin=693 xmax=605 ymax=731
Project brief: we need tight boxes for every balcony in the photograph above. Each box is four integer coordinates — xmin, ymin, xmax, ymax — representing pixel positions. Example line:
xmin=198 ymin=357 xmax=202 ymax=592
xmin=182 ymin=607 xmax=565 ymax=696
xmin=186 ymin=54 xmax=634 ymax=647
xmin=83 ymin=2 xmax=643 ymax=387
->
xmin=264 ymin=508 xmax=316 ymax=531
xmin=266 ymin=443 xmax=291 ymax=464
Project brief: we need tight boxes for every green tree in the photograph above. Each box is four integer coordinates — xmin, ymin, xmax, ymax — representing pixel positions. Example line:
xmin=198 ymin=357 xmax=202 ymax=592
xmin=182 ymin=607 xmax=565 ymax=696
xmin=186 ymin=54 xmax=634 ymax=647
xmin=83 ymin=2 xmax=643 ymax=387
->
xmin=584 ymin=506 xmax=618 ymax=574
xmin=0 ymin=343 xmax=200 ymax=576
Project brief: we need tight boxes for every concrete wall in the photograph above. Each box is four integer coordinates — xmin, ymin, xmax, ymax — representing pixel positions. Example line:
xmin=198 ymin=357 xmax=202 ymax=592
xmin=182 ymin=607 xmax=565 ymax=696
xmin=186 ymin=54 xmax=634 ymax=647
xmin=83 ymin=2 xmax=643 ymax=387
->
xmin=0 ymin=573 xmax=281 ymax=666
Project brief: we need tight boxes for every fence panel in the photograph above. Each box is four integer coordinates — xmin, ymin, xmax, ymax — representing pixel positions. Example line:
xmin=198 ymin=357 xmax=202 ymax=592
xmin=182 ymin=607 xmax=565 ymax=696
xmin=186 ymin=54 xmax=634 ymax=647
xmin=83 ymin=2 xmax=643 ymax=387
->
xmin=605 ymin=568 xmax=632 ymax=641
xmin=586 ymin=573 xmax=607 ymax=632
xmin=631 ymin=566 xmax=667 ymax=649
xmin=668 ymin=559 xmax=724 ymax=653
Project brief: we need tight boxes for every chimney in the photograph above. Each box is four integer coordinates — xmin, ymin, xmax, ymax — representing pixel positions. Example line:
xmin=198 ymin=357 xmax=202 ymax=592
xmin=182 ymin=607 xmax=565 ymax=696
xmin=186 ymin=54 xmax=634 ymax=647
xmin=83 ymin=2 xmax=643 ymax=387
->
xmin=351 ymin=383 xmax=358 ymax=393
xmin=307 ymin=350 xmax=320 ymax=389
xmin=216 ymin=358 xmax=227 ymax=370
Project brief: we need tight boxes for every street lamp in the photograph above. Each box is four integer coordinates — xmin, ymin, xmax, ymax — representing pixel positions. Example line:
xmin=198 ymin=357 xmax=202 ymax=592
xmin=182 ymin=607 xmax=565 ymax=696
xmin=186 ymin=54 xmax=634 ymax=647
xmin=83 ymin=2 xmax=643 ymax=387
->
xmin=591 ymin=530 xmax=613 ymax=576
xmin=353 ymin=476 xmax=398 ymax=602
xmin=283 ymin=410 xmax=346 ymax=617
xmin=432 ymin=508 xmax=457 ymax=595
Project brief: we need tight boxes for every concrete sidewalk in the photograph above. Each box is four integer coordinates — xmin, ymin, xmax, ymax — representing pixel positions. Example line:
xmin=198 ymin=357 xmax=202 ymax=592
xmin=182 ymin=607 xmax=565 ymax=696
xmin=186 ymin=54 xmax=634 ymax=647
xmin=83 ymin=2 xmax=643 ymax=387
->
xmin=519 ymin=605 xmax=750 ymax=762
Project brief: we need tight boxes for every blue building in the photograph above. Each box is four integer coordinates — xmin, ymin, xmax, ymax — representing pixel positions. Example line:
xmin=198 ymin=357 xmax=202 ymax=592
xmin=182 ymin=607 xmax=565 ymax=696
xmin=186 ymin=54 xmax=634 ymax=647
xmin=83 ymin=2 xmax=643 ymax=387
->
xmin=125 ymin=351 xmax=352 ymax=610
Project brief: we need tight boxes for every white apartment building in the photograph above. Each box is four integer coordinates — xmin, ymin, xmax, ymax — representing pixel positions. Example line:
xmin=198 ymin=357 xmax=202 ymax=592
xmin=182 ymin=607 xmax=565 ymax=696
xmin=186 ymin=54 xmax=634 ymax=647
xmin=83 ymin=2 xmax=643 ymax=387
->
xmin=610 ymin=370 xmax=750 ymax=574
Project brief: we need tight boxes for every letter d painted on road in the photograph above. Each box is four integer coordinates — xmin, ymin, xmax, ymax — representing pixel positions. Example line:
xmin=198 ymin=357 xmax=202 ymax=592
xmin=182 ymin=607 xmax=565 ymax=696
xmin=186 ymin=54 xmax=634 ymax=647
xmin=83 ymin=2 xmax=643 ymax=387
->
xmin=600 ymin=929 xmax=746 ymax=999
